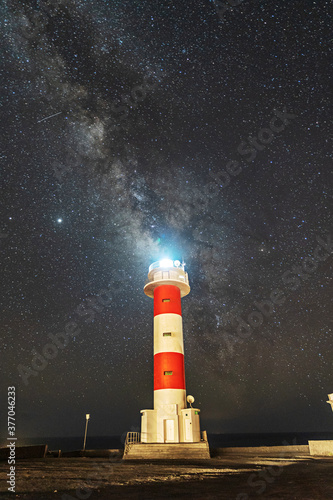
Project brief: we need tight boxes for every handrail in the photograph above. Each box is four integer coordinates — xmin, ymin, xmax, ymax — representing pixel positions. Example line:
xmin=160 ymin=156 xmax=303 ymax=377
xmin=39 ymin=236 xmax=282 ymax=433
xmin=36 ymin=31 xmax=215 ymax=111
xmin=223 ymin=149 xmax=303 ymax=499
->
xmin=124 ymin=431 xmax=141 ymax=455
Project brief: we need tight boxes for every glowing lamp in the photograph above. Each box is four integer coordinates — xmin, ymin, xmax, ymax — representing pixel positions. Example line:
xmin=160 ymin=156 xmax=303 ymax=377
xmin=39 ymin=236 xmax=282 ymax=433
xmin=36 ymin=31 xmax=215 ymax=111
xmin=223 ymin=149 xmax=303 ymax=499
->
xmin=159 ymin=259 xmax=174 ymax=268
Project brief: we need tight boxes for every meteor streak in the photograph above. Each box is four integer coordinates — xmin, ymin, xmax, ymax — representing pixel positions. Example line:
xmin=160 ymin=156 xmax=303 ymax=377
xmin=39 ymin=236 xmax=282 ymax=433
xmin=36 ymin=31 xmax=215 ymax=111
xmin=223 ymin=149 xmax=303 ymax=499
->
xmin=37 ymin=111 xmax=62 ymax=123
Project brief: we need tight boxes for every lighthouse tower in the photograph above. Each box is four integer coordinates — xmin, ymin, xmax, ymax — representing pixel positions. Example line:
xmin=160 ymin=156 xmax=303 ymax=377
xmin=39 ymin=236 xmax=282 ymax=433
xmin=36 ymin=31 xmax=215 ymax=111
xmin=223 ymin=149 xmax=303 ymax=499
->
xmin=140 ymin=259 xmax=203 ymax=444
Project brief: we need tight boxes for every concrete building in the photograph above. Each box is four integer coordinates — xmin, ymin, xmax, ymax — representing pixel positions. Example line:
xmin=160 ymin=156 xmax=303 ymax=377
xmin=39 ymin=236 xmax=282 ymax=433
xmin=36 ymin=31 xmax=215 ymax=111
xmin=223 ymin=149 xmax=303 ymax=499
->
xmin=308 ymin=393 xmax=333 ymax=456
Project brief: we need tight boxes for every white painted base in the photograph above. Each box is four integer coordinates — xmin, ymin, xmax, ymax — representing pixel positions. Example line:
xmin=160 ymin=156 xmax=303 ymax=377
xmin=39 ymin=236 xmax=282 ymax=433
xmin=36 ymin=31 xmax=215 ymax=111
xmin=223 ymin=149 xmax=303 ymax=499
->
xmin=154 ymin=388 xmax=186 ymax=411
xmin=140 ymin=406 xmax=201 ymax=443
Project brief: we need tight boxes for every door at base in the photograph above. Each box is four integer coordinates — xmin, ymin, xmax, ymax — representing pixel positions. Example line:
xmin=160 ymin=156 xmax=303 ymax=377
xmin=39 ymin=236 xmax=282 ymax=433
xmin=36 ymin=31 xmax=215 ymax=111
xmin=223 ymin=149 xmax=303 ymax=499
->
xmin=164 ymin=419 xmax=175 ymax=442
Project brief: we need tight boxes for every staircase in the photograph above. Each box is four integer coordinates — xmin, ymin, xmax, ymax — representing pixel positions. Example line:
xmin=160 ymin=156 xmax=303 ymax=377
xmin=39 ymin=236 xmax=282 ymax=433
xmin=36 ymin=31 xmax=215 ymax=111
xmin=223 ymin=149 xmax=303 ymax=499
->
xmin=123 ymin=441 xmax=210 ymax=460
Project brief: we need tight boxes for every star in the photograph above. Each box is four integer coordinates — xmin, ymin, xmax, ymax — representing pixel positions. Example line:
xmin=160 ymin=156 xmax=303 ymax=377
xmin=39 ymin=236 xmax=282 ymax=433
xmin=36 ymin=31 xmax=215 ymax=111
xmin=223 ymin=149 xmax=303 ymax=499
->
xmin=1 ymin=0 xmax=331 ymax=441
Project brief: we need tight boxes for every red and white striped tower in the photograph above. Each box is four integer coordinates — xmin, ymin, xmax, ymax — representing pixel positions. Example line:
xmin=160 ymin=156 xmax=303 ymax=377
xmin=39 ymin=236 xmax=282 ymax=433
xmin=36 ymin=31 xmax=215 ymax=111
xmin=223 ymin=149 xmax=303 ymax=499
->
xmin=140 ymin=259 xmax=202 ymax=443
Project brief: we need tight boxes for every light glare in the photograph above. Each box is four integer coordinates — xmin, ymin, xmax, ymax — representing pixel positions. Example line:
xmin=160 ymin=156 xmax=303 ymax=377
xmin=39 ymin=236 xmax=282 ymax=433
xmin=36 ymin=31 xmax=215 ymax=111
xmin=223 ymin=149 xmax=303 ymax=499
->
xmin=159 ymin=259 xmax=174 ymax=268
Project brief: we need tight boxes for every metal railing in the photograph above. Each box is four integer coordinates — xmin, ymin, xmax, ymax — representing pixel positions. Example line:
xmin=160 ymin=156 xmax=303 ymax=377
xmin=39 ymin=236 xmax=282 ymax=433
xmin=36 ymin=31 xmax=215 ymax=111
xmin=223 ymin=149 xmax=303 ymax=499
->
xmin=124 ymin=431 xmax=141 ymax=455
xmin=148 ymin=260 xmax=185 ymax=272
xmin=145 ymin=271 xmax=189 ymax=285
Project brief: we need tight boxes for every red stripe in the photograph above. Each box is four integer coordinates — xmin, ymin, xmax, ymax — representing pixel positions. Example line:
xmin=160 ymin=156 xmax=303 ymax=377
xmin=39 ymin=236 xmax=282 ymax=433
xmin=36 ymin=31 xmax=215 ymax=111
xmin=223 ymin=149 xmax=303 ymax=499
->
xmin=154 ymin=285 xmax=181 ymax=317
xmin=154 ymin=352 xmax=185 ymax=390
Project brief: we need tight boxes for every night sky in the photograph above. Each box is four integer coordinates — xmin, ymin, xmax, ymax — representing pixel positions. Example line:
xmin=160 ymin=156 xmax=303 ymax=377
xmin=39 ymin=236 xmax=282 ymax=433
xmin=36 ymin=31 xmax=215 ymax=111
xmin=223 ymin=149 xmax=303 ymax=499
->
xmin=1 ymin=0 xmax=332 ymax=440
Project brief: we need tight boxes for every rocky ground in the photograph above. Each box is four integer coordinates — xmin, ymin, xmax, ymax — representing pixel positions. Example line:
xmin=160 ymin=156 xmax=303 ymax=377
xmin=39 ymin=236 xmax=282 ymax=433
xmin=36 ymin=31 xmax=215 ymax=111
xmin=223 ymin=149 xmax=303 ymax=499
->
xmin=0 ymin=455 xmax=333 ymax=499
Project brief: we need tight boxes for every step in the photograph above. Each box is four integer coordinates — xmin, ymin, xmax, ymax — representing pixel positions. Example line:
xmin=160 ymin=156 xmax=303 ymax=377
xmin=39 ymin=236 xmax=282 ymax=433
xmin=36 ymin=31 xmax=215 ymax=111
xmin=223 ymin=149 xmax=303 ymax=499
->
xmin=124 ymin=442 xmax=210 ymax=460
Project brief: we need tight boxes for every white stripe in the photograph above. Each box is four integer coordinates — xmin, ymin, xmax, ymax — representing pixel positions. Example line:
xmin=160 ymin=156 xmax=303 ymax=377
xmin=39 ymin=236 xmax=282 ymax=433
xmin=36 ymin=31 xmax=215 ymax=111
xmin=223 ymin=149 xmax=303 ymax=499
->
xmin=154 ymin=388 xmax=186 ymax=411
xmin=154 ymin=313 xmax=184 ymax=355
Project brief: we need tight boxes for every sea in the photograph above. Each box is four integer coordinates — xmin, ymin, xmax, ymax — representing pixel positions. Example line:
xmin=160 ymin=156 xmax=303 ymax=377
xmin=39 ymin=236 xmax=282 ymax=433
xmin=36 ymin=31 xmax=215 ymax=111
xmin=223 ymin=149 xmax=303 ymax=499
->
xmin=4 ymin=432 xmax=332 ymax=453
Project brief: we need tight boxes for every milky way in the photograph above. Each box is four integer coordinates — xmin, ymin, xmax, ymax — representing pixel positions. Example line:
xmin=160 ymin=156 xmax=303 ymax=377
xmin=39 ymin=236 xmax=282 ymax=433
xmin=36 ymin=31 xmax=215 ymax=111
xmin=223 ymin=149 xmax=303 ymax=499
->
xmin=1 ymin=0 xmax=332 ymax=438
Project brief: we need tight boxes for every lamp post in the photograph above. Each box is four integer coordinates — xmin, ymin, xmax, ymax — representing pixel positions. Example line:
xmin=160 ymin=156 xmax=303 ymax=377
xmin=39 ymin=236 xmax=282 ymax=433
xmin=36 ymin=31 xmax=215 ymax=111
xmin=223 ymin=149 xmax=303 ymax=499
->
xmin=83 ymin=414 xmax=90 ymax=451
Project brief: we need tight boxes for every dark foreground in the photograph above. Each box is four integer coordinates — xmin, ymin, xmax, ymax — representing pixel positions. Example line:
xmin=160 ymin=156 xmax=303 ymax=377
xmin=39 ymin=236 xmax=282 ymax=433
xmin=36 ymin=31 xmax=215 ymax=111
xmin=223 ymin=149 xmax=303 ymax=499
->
xmin=0 ymin=455 xmax=333 ymax=499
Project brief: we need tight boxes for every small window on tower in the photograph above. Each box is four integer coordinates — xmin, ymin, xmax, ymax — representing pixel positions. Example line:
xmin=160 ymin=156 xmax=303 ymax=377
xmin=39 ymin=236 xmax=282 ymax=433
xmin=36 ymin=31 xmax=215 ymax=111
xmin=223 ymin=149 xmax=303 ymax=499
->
xmin=163 ymin=332 xmax=172 ymax=336
xmin=164 ymin=371 xmax=173 ymax=376
xmin=162 ymin=298 xmax=170 ymax=303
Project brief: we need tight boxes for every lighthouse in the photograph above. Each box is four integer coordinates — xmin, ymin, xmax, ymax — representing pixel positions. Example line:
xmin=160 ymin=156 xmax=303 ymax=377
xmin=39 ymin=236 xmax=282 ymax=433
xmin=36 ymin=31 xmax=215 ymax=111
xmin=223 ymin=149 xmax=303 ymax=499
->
xmin=139 ymin=259 xmax=204 ymax=444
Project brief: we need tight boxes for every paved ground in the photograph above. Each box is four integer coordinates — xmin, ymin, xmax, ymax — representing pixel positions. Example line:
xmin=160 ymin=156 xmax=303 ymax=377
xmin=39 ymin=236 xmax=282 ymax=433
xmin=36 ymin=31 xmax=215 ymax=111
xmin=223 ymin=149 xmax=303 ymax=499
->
xmin=0 ymin=455 xmax=333 ymax=499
